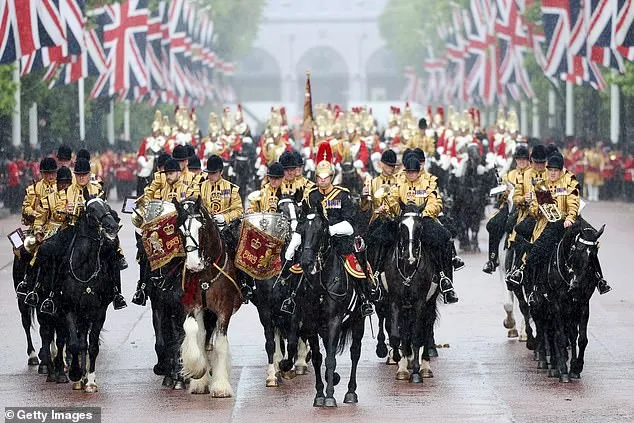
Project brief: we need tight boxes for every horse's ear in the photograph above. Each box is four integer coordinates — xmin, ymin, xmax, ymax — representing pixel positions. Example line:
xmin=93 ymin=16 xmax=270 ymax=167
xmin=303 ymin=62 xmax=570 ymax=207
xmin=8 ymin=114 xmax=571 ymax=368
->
xmin=596 ymin=224 xmax=605 ymax=240
xmin=195 ymin=196 xmax=202 ymax=208
xmin=172 ymin=197 xmax=182 ymax=212
xmin=82 ymin=186 xmax=90 ymax=202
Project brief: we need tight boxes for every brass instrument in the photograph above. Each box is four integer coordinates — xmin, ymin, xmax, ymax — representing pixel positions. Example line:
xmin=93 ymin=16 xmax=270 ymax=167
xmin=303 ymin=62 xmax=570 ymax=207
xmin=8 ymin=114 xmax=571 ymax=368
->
xmin=534 ymin=178 xmax=562 ymax=223
xmin=373 ymin=185 xmax=393 ymax=217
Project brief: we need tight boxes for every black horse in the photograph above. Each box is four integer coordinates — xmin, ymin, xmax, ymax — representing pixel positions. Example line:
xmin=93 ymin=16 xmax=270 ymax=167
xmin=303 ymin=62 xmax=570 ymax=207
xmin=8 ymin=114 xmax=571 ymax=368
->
xmin=527 ymin=217 xmax=605 ymax=383
xmin=298 ymin=211 xmax=365 ymax=407
xmin=340 ymin=162 xmax=364 ymax=201
xmin=12 ymin=248 xmax=39 ymax=366
xmin=56 ymin=195 xmax=121 ymax=392
xmin=383 ymin=205 xmax=439 ymax=382
xmin=231 ymin=138 xmax=258 ymax=203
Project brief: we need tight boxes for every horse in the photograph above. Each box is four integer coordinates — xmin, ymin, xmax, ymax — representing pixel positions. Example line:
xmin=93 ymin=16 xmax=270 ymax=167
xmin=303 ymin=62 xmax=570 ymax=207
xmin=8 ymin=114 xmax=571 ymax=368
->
xmin=249 ymin=193 xmax=311 ymax=387
xmin=175 ymin=198 xmax=243 ymax=397
xmin=527 ymin=217 xmax=605 ymax=383
xmin=298 ymin=210 xmax=366 ymax=407
xmin=231 ymin=139 xmax=258 ymax=203
xmin=383 ymin=204 xmax=439 ymax=382
xmin=57 ymin=195 xmax=121 ymax=392
xmin=339 ymin=161 xmax=365 ymax=201
xmin=12 ymin=248 xmax=39 ymax=366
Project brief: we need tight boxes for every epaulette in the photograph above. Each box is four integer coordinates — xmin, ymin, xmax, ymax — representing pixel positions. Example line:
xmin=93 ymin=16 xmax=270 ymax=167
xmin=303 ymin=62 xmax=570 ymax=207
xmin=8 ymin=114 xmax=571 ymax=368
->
xmin=334 ymin=185 xmax=350 ymax=193
xmin=229 ymin=181 xmax=240 ymax=190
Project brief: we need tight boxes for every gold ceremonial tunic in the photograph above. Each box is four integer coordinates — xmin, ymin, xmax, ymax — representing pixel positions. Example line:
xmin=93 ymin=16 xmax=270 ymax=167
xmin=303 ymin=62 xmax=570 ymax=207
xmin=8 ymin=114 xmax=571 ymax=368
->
xmin=22 ymin=179 xmax=56 ymax=226
xmin=249 ymin=184 xmax=280 ymax=213
xmin=189 ymin=177 xmax=243 ymax=224
xmin=33 ymin=190 xmax=66 ymax=237
xmin=529 ymin=173 xmax=580 ymax=241
xmin=55 ymin=181 xmax=103 ymax=226
xmin=387 ymin=172 xmax=442 ymax=218
xmin=360 ymin=173 xmax=398 ymax=222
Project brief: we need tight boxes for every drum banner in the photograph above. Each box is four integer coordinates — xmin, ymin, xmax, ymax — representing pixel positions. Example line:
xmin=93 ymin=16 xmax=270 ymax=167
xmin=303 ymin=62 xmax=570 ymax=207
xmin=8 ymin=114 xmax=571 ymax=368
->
xmin=235 ymin=219 xmax=285 ymax=280
xmin=141 ymin=211 xmax=185 ymax=271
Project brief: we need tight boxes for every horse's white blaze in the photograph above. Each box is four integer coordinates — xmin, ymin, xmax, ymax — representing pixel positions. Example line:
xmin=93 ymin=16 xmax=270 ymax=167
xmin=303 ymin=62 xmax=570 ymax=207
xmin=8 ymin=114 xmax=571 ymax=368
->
xmin=181 ymin=312 xmax=208 ymax=379
xmin=402 ymin=217 xmax=416 ymax=264
xmin=273 ymin=331 xmax=283 ymax=373
xmin=188 ymin=371 xmax=210 ymax=394
xmin=183 ymin=217 xmax=204 ymax=272
xmin=294 ymin=339 xmax=309 ymax=369
xmin=209 ymin=326 xmax=233 ymax=397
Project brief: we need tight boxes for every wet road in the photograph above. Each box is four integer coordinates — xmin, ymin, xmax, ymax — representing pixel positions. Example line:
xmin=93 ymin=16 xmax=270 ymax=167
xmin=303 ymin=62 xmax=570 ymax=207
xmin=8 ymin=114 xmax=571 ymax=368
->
xmin=1 ymin=201 xmax=633 ymax=423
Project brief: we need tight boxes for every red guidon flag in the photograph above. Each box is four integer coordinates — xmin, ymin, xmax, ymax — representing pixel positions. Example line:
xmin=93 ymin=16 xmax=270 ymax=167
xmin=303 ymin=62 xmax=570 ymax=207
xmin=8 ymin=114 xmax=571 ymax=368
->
xmin=235 ymin=219 xmax=285 ymax=280
xmin=141 ymin=211 xmax=185 ymax=271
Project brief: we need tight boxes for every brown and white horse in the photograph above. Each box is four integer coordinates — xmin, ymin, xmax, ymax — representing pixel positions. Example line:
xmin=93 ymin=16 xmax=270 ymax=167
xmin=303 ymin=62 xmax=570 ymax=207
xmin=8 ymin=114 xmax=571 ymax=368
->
xmin=174 ymin=198 xmax=243 ymax=397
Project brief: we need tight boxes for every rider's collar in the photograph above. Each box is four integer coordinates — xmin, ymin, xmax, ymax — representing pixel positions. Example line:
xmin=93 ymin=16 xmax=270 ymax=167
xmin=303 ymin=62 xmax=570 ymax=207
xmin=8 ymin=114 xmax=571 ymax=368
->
xmin=319 ymin=185 xmax=334 ymax=195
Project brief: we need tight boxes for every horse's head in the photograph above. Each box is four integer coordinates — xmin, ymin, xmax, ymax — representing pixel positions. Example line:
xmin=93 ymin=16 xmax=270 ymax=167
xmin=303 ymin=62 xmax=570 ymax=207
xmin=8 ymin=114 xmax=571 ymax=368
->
xmin=398 ymin=203 xmax=424 ymax=265
xmin=174 ymin=197 xmax=208 ymax=272
xmin=277 ymin=191 xmax=302 ymax=232
xmin=82 ymin=188 xmax=119 ymax=241
xmin=567 ymin=223 xmax=605 ymax=288
xmin=299 ymin=209 xmax=328 ymax=273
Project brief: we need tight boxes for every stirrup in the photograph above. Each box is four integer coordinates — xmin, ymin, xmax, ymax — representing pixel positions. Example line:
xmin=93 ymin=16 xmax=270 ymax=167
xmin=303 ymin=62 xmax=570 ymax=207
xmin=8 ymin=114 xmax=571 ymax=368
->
xmin=439 ymin=272 xmax=453 ymax=293
xmin=360 ymin=301 xmax=374 ymax=317
xmin=131 ymin=289 xmax=147 ymax=306
xmin=40 ymin=297 xmax=56 ymax=316
xmin=15 ymin=281 xmax=30 ymax=297
xmin=452 ymin=256 xmax=465 ymax=271
xmin=241 ymin=285 xmax=253 ymax=304
xmin=24 ymin=291 xmax=39 ymax=307
xmin=280 ymin=297 xmax=296 ymax=314
xmin=507 ymin=268 xmax=524 ymax=285
xmin=113 ymin=294 xmax=127 ymax=310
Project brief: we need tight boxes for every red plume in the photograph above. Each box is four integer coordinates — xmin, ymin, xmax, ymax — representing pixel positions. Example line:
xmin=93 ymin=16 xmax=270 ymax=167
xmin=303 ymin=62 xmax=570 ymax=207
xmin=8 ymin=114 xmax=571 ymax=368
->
xmin=316 ymin=141 xmax=333 ymax=163
xmin=476 ymin=109 xmax=481 ymax=127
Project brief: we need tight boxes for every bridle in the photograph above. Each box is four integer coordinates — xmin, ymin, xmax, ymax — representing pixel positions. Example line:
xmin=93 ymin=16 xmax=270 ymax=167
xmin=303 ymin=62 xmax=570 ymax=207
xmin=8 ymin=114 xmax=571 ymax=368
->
xmin=395 ymin=212 xmax=422 ymax=286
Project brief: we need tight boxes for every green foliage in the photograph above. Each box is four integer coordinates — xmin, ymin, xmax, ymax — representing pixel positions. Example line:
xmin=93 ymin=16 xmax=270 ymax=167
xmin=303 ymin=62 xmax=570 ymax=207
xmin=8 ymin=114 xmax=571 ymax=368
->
xmin=0 ymin=64 xmax=18 ymax=117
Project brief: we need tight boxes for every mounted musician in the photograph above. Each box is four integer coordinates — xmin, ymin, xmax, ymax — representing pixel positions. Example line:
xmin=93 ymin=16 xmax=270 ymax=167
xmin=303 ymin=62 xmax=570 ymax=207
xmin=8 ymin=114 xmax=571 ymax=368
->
xmin=385 ymin=155 xmax=459 ymax=304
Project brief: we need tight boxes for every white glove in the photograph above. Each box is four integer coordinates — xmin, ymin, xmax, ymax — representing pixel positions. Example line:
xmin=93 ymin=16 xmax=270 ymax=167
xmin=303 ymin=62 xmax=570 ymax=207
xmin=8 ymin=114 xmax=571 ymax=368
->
xmin=228 ymin=166 xmax=236 ymax=177
xmin=284 ymin=232 xmax=302 ymax=261
xmin=353 ymin=159 xmax=364 ymax=170
xmin=328 ymin=221 xmax=354 ymax=236
xmin=214 ymin=214 xmax=226 ymax=225
xmin=305 ymin=158 xmax=316 ymax=172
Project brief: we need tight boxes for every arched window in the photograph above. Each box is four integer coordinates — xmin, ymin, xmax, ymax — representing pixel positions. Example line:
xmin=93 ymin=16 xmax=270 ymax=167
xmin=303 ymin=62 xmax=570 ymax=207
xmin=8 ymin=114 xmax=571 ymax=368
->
xmin=234 ymin=48 xmax=282 ymax=102
xmin=296 ymin=46 xmax=349 ymax=107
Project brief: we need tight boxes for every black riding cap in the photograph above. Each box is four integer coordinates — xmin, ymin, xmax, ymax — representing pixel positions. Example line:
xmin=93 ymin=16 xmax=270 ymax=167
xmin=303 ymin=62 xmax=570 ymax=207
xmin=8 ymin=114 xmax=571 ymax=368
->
xmin=267 ymin=162 xmax=284 ymax=178
xmin=76 ymin=148 xmax=91 ymax=161
xmin=514 ymin=145 xmax=530 ymax=159
xmin=292 ymin=150 xmax=304 ymax=166
xmin=172 ymin=145 xmax=190 ymax=161
xmin=188 ymin=155 xmax=201 ymax=170
xmin=56 ymin=166 xmax=72 ymax=181
xmin=73 ymin=158 xmax=91 ymax=175
xmin=57 ymin=144 xmax=72 ymax=161
xmin=530 ymin=145 xmax=548 ymax=163
xmin=418 ymin=117 xmax=428 ymax=130
xmin=40 ymin=157 xmax=58 ymax=173
xmin=546 ymin=153 xmax=564 ymax=170
xmin=205 ymin=154 xmax=224 ymax=173
xmin=545 ymin=143 xmax=559 ymax=158
xmin=162 ymin=158 xmax=181 ymax=173
xmin=279 ymin=151 xmax=298 ymax=169
xmin=413 ymin=148 xmax=426 ymax=162
xmin=381 ymin=149 xmax=397 ymax=166
xmin=157 ymin=152 xmax=172 ymax=169
xmin=404 ymin=156 xmax=421 ymax=172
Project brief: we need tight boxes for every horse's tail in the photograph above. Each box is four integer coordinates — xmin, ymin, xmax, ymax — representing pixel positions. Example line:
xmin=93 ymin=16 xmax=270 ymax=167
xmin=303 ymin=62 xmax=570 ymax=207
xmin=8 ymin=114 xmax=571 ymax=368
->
xmin=180 ymin=309 xmax=208 ymax=379
xmin=336 ymin=323 xmax=354 ymax=355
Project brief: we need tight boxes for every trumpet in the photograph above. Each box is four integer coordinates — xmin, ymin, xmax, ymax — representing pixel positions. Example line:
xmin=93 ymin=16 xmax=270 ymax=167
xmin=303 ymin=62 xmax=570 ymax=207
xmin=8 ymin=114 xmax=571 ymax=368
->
xmin=534 ymin=178 xmax=562 ymax=223
xmin=373 ymin=185 xmax=393 ymax=217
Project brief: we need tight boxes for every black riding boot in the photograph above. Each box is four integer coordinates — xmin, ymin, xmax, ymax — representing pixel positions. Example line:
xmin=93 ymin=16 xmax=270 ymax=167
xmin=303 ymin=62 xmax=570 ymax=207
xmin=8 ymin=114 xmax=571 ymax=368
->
xmin=22 ymin=266 xmax=40 ymax=307
xmin=592 ymin=255 xmax=611 ymax=295
xmin=435 ymin=248 xmax=458 ymax=304
xmin=240 ymin=279 xmax=253 ymax=304
xmin=451 ymin=241 xmax=465 ymax=271
xmin=353 ymin=251 xmax=375 ymax=317
xmin=112 ymin=270 xmax=127 ymax=310
xmin=39 ymin=268 xmax=57 ymax=316
xmin=483 ymin=252 xmax=499 ymax=274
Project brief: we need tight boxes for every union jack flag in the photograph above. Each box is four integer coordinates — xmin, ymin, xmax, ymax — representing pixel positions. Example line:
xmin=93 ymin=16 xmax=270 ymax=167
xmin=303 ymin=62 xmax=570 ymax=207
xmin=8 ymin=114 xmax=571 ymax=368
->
xmin=146 ymin=2 xmax=166 ymax=97
xmin=587 ymin=0 xmax=624 ymax=72
xmin=462 ymin=0 xmax=497 ymax=105
xmin=616 ymin=0 xmax=634 ymax=61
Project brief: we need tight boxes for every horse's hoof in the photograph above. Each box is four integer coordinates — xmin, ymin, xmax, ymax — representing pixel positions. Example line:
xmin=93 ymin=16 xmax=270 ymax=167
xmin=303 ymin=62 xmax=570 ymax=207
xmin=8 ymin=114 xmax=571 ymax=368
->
xmin=324 ymin=397 xmax=337 ymax=408
xmin=376 ymin=343 xmax=388 ymax=358
xmin=294 ymin=365 xmax=308 ymax=375
xmin=386 ymin=352 xmax=397 ymax=365
xmin=153 ymin=363 xmax=167 ymax=376
xmin=507 ymin=329 xmax=519 ymax=338
xmin=427 ymin=347 xmax=438 ymax=358
xmin=279 ymin=359 xmax=293 ymax=373
xmin=84 ymin=383 xmax=98 ymax=393
xmin=537 ymin=360 xmax=549 ymax=370
xmin=333 ymin=372 xmax=341 ymax=386
xmin=559 ymin=374 xmax=571 ymax=383
xmin=72 ymin=381 xmax=83 ymax=391
xmin=266 ymin=378 xmax=279 ymax=387
xmin=38 ymin=364 xmax=48 ymax=375
xmin=410 ymin=373 xmax=423 ymax=384
xmin=548 ymin=369 xmax=560 ymax=378
xmin=56 ymin=373 xmax=69 ymax=384
xmin=28 ymin=356 xmax=39 ymax=366
xmin=569 ymin=372 xmax=580 ymax=380
xmin=69 ymin=367 xmax=83 ymax=382
xmin=313 ymin=396 xmax=325 ymax=407
xmin=162 ymin=376 xmax=174 ymax=387
xmin=420 ymin=369 xmax=434 ymax=378
xmin=280 ymin=369 xmax=296 ymax=380
xmin=46 ymin=373 xmax=56 ymax=383
xmin=173 ymin=380 xmax=186 ymax=390
xmin=343 ymin=392 xmax=358 ymax=404
xmin=396 ymin=371 xmax=410 ymax=380
xmin=503 ymin=318 xmax=516 ymax=330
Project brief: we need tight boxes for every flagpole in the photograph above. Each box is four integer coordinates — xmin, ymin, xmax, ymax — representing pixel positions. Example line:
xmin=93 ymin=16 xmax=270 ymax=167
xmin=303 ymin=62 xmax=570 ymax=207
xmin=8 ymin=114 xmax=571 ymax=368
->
xmin=532 ymin=98 xmax=540 ymax=139
xmin=610 ymin=72 xmax=619 ymax=145
xmin=29 ymin=103 xmax=38 ymax=146
xmin=124 ymin=100 xmax=131 ymax=141
xmin=12 ymin=62 xmax=21 ymax=148
xmin=107 ymin=100 xmax=115 ymax=145
xmin=78 ymin=77 xmax=86 ymax=142
xmin=548 ymin=88 xmax=556 ymax=132
xmin=519 ymin=100 xmax=528 ymax=136
xmin=565 ymin=82 xmax=574 ymax=137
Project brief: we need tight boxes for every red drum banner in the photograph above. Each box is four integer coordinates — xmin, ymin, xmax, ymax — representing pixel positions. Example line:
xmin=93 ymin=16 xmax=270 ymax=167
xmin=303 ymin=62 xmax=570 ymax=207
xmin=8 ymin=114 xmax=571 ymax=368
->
xmin=141 ymin=211 xmax=185 ymax=271
xmin=235 ymin=219 xmax=285 ymax=280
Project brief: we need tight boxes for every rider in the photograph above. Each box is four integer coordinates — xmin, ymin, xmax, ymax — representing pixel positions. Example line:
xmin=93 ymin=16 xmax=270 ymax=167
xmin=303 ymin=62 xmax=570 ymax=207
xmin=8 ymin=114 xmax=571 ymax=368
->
xmin=386 ymin=156 xmax=459 ymax=304
xmin=483 ymin=145 xmax=530 ymax=274
xmin=32 ymin=159 xmax=127 ymax=314
xmin=247 ymin=162 xmax=284 ymax=213
xmin=284 ymin=143 xmax=375 ymax=317
xmin=56 ymin=144 xmax=73 ymax=169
